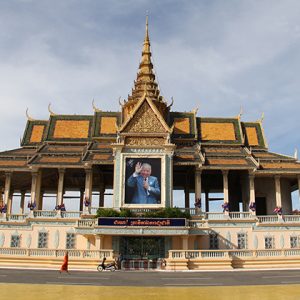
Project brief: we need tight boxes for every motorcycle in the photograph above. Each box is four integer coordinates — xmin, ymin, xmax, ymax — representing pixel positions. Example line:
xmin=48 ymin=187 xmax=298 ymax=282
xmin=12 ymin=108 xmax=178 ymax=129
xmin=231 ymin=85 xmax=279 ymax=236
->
xmin=97 ymin=261 xmax=117 ymax=272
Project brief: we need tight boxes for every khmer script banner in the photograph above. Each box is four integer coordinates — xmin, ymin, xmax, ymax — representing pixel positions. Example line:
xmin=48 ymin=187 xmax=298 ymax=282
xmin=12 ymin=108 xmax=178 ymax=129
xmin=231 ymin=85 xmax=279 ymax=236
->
xmin=98 ymin=217 xmax=186 ymax=227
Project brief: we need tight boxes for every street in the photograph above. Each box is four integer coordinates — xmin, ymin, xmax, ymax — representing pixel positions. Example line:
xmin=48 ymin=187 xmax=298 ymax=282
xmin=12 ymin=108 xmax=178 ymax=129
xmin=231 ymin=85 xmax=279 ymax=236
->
xmin=0 ymin=268 xmax=300 ymax=287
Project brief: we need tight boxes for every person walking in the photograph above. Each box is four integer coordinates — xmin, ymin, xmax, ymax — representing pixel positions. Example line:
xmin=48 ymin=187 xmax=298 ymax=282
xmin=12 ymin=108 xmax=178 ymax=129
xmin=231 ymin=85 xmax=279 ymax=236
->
xmin=60 ymin=251 xmax=69 ymax=273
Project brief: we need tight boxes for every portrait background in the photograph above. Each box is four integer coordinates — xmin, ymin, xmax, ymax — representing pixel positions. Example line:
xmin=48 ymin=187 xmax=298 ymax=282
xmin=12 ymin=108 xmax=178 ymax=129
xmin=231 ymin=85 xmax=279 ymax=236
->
xmin=124 ymin=157 xmax=161 ymax=204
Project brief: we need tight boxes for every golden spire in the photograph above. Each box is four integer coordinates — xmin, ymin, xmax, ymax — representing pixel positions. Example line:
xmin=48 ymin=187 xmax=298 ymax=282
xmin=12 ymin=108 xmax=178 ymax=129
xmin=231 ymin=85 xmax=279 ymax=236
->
xmin=145 ymin=14 xmax=149 ymax=43
xmin=123 ymin=16 xmax=169 ymax=121
xmin=127 ymin=16 xmax=162 ymax=104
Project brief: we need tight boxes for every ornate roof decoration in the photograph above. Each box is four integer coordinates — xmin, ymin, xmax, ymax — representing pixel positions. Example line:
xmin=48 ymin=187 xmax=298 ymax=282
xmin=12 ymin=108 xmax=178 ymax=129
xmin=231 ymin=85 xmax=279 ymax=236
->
xmin=119 ymin=95 xmax=171 ymax=134
xmin=237 ymin=106 xmax=243 ymax=120
xmin=92 ymin=99 xmax=101 ymax=112
xmin=48 ymin=103 xmax=56 ymax=116
xmin=122 ymin=16 xmax=169 ymax=121
xmin=26 ymin=108 xmax=34 ymax=121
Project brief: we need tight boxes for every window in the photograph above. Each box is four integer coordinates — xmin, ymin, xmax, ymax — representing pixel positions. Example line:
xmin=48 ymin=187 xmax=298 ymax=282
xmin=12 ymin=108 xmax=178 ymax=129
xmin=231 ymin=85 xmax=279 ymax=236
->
xmin=66 ymin=233 xmax=76 ymax=249
xmin=264 ymin=237 xmax=274 ymax=249
xmin=237 ymin=233 xmax=247 ymax=249
xmin=209 ymin=234 xmax=219 ymax=249
xmin=11 ymin=235 xmax=21 ymax=248
xmin=38 ymin=232 xmax=48 ymax=248
xmin=290 ymin=236 xmax=299 ymax=248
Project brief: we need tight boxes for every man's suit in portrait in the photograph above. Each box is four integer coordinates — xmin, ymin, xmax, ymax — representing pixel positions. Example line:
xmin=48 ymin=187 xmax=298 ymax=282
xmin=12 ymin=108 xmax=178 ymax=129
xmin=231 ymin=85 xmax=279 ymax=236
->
xmin=127 ymin=174 xmax=160 ymax=204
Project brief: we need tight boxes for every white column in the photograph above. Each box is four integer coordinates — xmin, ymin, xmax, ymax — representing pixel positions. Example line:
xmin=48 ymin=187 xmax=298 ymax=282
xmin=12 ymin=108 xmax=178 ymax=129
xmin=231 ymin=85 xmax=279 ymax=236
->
xmin=33 ymin=170 xmax=42 ymax=209
xmin=275 ymin=175 xmax=282 ymax=207
xmin=195 ymin=169 xmax=202 ymax=213
xmin=84 ymin=168 xmax=93 ymax=213
xmin=56 ymin=169 xmax=65 ymax=206
xmin=30 ymin=172 xmax=38 ymax=206
xmin=222 ymin=170 xmax=229 ymax=203
xmin=3 ymin=172 xmax=12 ymax=207
xmin=249 ymin=174 xmax=255 ymax=214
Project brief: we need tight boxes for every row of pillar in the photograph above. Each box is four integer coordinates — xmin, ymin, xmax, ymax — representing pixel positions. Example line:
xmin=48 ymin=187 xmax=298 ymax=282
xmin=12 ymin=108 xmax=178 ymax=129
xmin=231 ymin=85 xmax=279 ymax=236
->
xmin=0 ymin=168 xmax=101 ymax=215
xmin=193 ymin=170 xmax=300 ymax=213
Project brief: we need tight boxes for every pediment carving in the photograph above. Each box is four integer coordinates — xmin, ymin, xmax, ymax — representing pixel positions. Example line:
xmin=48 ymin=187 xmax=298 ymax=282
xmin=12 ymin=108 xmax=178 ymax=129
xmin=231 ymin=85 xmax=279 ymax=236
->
xmin=124 ymin=102 xmax=167 ymax=133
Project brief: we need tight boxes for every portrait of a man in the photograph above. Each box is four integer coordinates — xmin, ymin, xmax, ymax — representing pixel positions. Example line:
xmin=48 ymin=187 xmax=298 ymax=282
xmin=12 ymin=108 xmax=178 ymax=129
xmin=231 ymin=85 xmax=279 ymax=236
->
xmin=125 ymin=158 xmax=161 ymax=204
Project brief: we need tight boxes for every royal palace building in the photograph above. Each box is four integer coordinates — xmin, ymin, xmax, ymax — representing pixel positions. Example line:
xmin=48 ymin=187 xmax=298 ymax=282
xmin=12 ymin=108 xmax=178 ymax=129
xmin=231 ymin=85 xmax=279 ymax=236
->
xmin=0 ymin=18 xmax=300 ymax=270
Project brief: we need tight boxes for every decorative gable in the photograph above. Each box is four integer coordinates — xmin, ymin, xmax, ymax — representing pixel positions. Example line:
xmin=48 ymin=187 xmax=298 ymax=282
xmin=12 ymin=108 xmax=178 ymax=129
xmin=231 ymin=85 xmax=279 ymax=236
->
xmin=125 ymin=101 xmax=166 ymax=133
xmin=121 ymin=97 xmax=170 ymax=134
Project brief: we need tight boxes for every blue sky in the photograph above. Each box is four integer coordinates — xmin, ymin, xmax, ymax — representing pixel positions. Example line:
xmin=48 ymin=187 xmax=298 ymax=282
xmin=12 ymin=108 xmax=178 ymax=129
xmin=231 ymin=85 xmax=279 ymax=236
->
xmin=0 ymin=0 xmax=300 ymax=157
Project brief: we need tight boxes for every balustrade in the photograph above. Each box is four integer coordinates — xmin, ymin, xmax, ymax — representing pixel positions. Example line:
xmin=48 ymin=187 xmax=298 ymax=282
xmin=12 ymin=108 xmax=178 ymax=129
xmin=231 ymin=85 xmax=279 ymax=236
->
xmin=229 ymin=212 xmax=253 ymax=219
xmin=257 ymin=216 xmax=280 ymax=223
xmin=8 ymin=214 xmax=28 ymax=221
xmin=168 ymin=249 xmax=300 ymax=260
xmin=61 ymin=211 xmax=82 ymax=218
xmin=4 ymin=208 xmax=300 ymax=226
xmin=33 ymin=210 xmax=58 ymax=218
xmin=77 ymin=219 xmax=97 ymax=227
xmin=0 ymin=248 xmax=113 ymax=259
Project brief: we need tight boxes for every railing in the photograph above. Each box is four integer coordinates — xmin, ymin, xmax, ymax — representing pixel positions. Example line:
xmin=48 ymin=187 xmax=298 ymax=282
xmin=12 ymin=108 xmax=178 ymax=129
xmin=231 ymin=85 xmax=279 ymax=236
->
xmin=4 ymin=209 xmax=300 ymax=226
xmin=61 ymin=211 xmax=82 ymax=218
xmin=179 ymin=208 xmax=196 ymax=215
xmin=169 ymin=249 xmax=300 ymax=259
xmin=77 ymin=219 xmax=97 ymax=227
xmin=0 ymin=248 xmax=113 ymax=259
xmin=203 ymin=213 xmax=226 ymax=220
xmin=7 ymin=214 xmax=28 ymax=221
xmin=256 ymin=216 xmax=280 ymax=223
xmin=282 ymin=215 xmax=300 ymax=223
xmin=229 ymin=212 xmax=253 ymax=219
xmin=189 ymin=220 xmax=207 ymax=228
xmin=229 ymin=250 xmax=253 ymax=257
xmin=33 ymin=210 xmax=58 ymax=218
xmin=90 ymin=207 xmax=98 ymax=215
xmin=169 ymin=250 xmax=229 ymax=259
xmin=31 ymin=210 xmax=83 ymax=219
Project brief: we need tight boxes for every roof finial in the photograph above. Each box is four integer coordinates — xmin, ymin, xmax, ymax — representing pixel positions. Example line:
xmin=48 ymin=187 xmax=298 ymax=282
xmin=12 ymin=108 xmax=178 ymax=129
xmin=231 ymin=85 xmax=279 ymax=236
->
xmin=237 ymin=106 xmax=243 ymax=120
xmin=167 ymin=97 xmax=174 ymax=109
xmin=145 ymin=12 xmax=149 ymax=39
xmin=26 ymin=108 xmax=34 ymax=121
xmin=48 ymin=103 xmax=56 ymax=116
xmin=92 ymin=99 xmax=101 ymax=112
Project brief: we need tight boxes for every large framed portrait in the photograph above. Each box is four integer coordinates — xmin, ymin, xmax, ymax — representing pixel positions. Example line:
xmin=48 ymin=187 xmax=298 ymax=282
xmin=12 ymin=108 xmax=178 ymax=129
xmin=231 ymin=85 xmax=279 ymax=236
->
xmin=124 ymin=157 xmax=162 ymax=205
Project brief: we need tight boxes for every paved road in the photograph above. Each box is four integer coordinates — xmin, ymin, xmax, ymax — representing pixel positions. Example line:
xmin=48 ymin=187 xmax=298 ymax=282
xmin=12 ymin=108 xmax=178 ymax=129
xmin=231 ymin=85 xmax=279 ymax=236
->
xmin=1 ymin=268 xmax=300 ymax=287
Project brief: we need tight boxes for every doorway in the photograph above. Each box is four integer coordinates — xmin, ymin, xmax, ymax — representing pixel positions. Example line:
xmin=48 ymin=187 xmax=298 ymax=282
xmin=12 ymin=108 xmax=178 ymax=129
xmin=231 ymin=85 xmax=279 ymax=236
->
xmin=119 ymin=236 xmax=165 ymax=259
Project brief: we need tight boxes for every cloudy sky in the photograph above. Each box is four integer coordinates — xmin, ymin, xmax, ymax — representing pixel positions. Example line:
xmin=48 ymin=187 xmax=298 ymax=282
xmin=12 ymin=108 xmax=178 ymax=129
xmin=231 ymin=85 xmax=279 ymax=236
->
xmin=0 ymin=0 xmax=300 ymax=156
